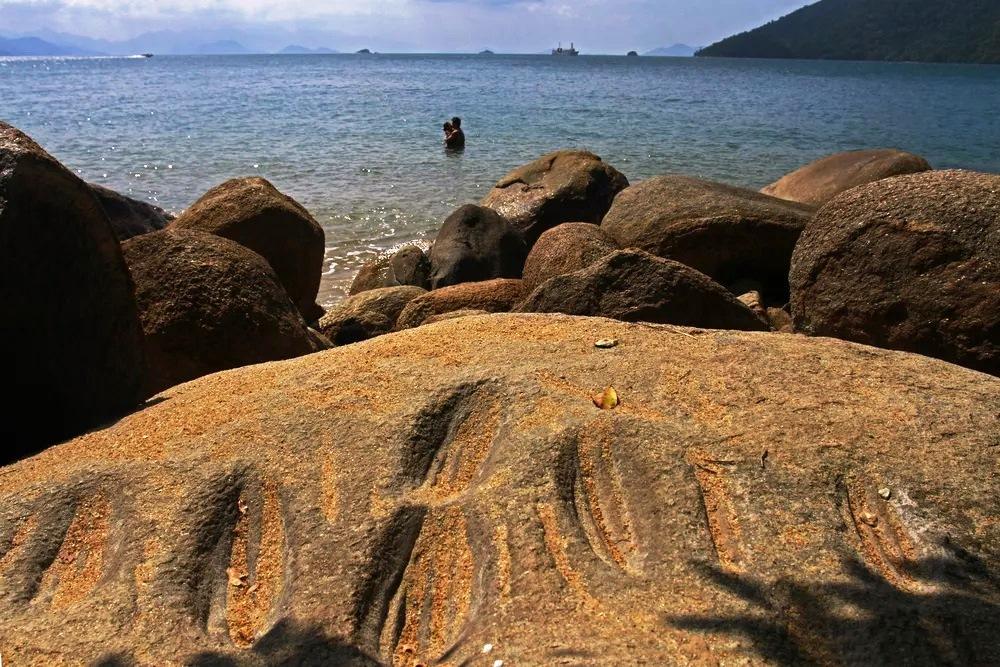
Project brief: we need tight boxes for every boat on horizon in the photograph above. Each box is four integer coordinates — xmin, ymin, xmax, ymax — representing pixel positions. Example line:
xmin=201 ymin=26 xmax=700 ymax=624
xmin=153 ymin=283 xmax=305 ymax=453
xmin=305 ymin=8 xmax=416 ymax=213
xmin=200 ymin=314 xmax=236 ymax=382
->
xmin=552 ymin=42 xmax=579 ymax=56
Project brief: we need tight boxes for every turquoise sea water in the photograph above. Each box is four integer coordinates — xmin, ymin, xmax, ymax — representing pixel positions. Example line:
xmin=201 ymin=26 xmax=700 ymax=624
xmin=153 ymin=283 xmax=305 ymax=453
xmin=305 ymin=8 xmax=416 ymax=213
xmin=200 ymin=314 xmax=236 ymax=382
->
xmin=2 ymin=54 xmax=998 ymax=304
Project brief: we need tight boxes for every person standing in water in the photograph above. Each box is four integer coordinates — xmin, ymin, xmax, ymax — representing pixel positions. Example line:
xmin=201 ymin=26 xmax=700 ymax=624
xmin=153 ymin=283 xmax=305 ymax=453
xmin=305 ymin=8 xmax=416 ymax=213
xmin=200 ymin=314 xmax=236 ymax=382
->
xmin=444 ymin=116 xmax=465 ymax=150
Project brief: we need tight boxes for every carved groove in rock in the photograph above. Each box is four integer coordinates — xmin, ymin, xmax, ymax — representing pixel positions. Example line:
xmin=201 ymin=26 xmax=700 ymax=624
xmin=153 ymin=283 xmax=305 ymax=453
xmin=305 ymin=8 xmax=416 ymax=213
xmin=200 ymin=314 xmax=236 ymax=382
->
xmin=0 ymin=482 xmax=120 ymax=608
xmin=353 ymin=505 xmax=428 ymax=653
xmin=380 ymin=506 xmax=480 ymax=666
xmin=173 ymin=467 xmax=287 ymax=647
xmin=687 ymin=451 xmax=744 ymax=571
xmin=558 ymin=426 xmax=640 ymax=575
xmin=537 ymin=502 xmax=597 ymax=607
xmin=35 ymin=492 xmax=112 ymax=610
xmin=841 ymin=476 xmax=921 ymax=591
xmin=401 ymin=381 xmax=503 ymax=502
xmin=224 ymin=478 xmax=287 ymax=648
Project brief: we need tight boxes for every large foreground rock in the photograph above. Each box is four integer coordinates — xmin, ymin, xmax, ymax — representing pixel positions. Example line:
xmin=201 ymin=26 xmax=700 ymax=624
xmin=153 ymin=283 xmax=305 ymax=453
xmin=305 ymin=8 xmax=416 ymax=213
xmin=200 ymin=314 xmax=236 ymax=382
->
xmin=0 ymin=314 xmax=997 ymax=665
xmin=349 ymin=246 xmax=431 ymax=295
xmin=518 ymin=249 xmax=767 ymax=331
xmin=318 ymin=285 xmax=426 ymax=345
xmin=601 ymin=175 xmax=815 ymax=302
xmin=521 ymin=222 xmax=618 ymax=293
xmin=791 ymin=169 xmax=1000 ymax=375
xmin=481 ymin=150 xmax=629 ymax=243
xmin=1 ymin=122 xmax=146 ymax=461
xmin=90 ymin=183 xmax=173 ymax=241
xmin=762 ymin=149 xmax=931 ymax=207
xmin=172 ymin=177 xmax=326 ymax=322
xmin=122 ymin=229 xmax=324 ymax=394
xmin=396 ymin=278 xmax=523 ymax=328
xmin=428 ymin=205 xmax=527 ymax=290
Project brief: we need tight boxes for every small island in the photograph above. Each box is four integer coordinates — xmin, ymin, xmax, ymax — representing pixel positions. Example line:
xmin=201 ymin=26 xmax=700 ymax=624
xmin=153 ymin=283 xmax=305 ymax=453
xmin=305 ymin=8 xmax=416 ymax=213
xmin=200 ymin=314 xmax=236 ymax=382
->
xmin=627 ymin=51 xmax=639 ymax=57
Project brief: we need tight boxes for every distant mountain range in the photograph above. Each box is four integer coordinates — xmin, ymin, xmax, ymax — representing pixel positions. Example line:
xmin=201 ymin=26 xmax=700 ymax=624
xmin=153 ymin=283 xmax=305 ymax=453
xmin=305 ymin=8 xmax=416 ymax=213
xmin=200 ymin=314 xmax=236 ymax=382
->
xmin=644 ymin=44 xmax=699 ymax=57
xmin=698 ymin=0 xmax=1000 ymax=64
xmin=0 ymin=30 xmax=339 ymax=56
xmin=0 ymin=36 xmax=100 ymax=56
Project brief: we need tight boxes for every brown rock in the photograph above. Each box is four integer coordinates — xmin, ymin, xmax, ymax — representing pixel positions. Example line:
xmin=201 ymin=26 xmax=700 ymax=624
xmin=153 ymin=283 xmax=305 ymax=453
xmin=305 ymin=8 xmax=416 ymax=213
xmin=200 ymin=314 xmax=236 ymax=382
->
xmin=766 ymin=306 xmax=795 ymax=333
xmin=737 ymin=290 xmax=767 ymax=321
xmin=122 ymin=229 xmax=324 ymax=394
xmin=521 ymin=222 xmax=618 ymax=294
xmin=790 ymin=169 xmax=1000 ymax=375
xmin=0 ymin=314 xmax=997 ymax=665
xmin=481 ymin=150 xmax=629 ymax=244
xmin=601 ymin=175 xmax=815 ymax=303
xmin=762 ymin=149 xmax=931 ymax=207
xmin=517 ymin=249 xmax=767 ymax=331
xmin=90 ymin=183 xmax=173 ymax=242
xmin=1 ymin=122 xmax=146 ymax=461
xmin=428 ymin=205 xmax=527 ymax=289
xmin=172 ymin=177 xmax=325 ymax=322
xmin=349 ymin=245 xmax=431 ymax=295
xmin=422 ymin=309 xmax=490 ymax=325
xmin=396 ymin=278 xmax=523 ymax=328
xmin=318 ymin=285 xmax=426 ymax=345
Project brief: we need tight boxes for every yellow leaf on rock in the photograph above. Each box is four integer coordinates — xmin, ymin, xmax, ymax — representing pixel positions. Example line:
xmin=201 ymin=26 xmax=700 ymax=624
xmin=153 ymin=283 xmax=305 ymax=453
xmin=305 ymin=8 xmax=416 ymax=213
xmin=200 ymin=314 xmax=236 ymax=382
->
xmin=593 ymin=386 xmax=619 ymax=410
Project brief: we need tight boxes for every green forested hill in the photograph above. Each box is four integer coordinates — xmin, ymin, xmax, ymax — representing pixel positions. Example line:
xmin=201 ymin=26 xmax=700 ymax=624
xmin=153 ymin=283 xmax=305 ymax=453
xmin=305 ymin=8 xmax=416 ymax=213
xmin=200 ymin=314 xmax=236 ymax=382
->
xmin=697 ymin=0 xmax=1000 ymax=64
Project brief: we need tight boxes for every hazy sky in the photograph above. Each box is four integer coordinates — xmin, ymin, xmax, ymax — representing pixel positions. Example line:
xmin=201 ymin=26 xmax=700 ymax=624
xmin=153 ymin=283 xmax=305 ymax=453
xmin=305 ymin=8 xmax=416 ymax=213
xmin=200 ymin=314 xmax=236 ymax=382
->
xmin=0 ymin=0 xmax=812 ymax=52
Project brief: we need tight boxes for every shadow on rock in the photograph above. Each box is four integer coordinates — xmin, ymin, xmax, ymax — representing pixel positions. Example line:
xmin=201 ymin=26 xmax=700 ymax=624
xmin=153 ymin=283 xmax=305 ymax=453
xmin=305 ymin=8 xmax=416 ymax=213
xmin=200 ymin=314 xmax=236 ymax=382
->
xmin=96 ymin=621 xmax=379 ymax=667
xmin=664 ymin=546 xmax=1000 ymax=666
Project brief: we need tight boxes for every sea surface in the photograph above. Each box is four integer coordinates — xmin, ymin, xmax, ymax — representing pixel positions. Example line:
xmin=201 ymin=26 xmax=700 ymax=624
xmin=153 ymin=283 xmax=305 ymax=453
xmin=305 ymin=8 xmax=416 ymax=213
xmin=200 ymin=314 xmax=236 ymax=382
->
xmin=2 ymin=53 xmax=999 ymax=305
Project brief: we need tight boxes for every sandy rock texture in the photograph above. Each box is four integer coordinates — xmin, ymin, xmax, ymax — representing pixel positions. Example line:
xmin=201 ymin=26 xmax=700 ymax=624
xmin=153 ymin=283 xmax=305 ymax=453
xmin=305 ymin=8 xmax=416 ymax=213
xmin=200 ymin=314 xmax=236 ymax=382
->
xmin=0 ymin=314 xmax=997 ymax=666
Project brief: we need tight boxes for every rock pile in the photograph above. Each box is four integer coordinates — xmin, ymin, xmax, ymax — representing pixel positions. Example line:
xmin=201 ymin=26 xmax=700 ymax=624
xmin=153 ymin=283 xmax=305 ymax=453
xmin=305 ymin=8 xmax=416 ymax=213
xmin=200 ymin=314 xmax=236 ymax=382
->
xmin=3 ymin=127 xmax=998 ymax=665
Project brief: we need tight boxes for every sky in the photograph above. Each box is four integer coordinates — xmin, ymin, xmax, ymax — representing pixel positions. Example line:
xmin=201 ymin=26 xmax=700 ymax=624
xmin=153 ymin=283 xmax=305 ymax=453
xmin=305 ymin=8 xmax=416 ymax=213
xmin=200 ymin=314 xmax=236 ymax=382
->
xmin=0 ymin=0 xmax=813 ymax=53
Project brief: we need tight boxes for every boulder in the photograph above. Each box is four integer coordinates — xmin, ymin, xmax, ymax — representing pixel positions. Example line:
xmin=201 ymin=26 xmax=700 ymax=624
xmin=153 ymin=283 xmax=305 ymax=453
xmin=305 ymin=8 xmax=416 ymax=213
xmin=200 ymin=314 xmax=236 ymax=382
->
xmin=790 ymin=169 xmax=1000 ymax=375
xmin=428 ymin=205 xmax=527 ymax=289
xmin=0 ymin=314 xmax=997 ymax=666
xmin=90 ymin=183 xmax=173 ymax=241
xmin=481 ymin=150 xmax=629 ymax=243
xmin=349 ymin=245 xmax=431 ymax=295
xmin=0 ymin=122 xmax=146 ymax=461
xmin=171 ymin=177 xmax=325 ymax=322
xmin=600 ymin=175 xmax=815 ymax=303
xmin=762 ymin=149 xmax=931 ymax=207
xmin=122 ymin=229 xmax=325 ymax=395
xmin=517 ymin=249 xmax=767 ymax=331
xmin=397 ymin=278 xmax=523 ymax=328
xmin=521 ymin=222 xmax=618 ymax=294
xmin=318 ymin=285 xmax=426 ymax=345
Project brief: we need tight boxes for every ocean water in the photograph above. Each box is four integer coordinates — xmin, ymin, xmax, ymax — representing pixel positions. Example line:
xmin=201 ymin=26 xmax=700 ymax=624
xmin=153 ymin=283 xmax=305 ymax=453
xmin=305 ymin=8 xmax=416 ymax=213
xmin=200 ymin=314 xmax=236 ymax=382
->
xmin=2 ymin=53 xmax=999 ymax=305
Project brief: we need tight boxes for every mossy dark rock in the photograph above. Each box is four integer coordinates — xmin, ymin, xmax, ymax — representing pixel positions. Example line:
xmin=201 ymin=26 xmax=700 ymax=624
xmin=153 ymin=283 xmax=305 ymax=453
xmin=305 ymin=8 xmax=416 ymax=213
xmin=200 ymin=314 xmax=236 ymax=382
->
xmin=349 ymin=246 xmax=431 ymax=295
xmin=601 ymin=175 xmax=815 ymax=303
xmin=90 ymin=183 xmax=173 ymax=241
xmin=517 ymin=249 xmax=767 ymax=331
xmin=481 ymin=150 xmax=629 ymax=244
xmin=1 ymin=122 xmax=146 ymax=462
xmin=790 ymin=169 xmax=1000 ymax=375
xmin=762 ymin=149 xmax=931 ymax=207
xmin=319 ymin=285 xmax=427 ymax=345
xmin=397 ymin=278 xmax=524 ymax=328
xmin=122 ymin=229 xmax=325 ymax=394
xmin=521 ymin=222 xmax=618 ymax=294
xmin=172 ymin=177 xmax=325 ymax=322
xmin=428 ymin=205 xmax=527 ymax=290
